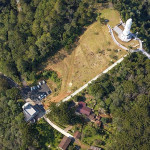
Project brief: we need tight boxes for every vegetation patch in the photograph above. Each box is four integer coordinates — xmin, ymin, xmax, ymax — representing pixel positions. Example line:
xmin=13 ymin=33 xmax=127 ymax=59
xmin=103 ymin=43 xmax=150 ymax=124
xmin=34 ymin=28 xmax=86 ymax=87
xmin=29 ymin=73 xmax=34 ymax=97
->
xmin=77 ymin=53 xmax=150 ymax=149
xmin=30 ymin=119 xmax=63 ymax=150
xmin=47 ymin=101 xmax=84 ymax=126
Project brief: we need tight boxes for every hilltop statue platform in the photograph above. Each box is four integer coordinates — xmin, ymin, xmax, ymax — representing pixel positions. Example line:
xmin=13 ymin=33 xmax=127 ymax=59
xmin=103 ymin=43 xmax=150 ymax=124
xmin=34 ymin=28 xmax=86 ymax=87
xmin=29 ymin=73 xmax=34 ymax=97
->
xmin=113 ymin=18 xmax=133 ymax=42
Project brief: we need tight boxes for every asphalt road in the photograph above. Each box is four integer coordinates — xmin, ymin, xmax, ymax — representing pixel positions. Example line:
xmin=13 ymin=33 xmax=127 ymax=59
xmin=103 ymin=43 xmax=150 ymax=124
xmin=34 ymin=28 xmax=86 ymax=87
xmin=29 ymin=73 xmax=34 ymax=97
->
xmin=0 ymin=72 xmax=19 ymax=88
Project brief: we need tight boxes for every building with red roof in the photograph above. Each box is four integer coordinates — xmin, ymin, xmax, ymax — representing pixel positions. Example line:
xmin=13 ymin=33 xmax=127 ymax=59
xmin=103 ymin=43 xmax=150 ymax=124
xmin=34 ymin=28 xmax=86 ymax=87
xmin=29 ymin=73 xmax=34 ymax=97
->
xmin=58 ymin=136 xmax=71 ymax=150
xmin=78 ymin=101 xmax=86 ymax=107
xmin=76 ymin=101 xmax=92 ymax=116
xmin=79 ymin=106 xmax=91 ymax=116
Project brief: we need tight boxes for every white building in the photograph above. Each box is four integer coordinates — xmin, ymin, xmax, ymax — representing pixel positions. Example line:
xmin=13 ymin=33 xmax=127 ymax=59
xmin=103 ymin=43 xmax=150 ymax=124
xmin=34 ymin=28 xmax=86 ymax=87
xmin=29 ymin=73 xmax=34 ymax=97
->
xmin=22 ymin=103 xmax=38 ymax=122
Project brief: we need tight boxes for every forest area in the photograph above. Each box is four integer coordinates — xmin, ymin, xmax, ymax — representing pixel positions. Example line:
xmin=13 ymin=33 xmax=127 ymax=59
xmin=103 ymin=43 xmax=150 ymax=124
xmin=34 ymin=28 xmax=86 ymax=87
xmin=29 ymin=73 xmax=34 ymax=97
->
xmin=0 ymin=0 xmax=97 ymax=82
xmin=87 ymin=52 xmax=150 ymax=149
xmin=0 ymin=0 xmax=150 ymax=149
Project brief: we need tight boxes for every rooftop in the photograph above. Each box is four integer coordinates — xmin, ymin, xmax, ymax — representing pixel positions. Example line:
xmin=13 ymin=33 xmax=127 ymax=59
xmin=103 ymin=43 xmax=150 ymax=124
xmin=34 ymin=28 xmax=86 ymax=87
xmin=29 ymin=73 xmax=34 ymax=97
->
xmin=78 ymin=101 xmax=86 ymax=107
xmin=79 ymin=106 xmax=91 ymax=116
xmin=113 ymin=26 xmax=123 ymax=35
xmin=89 ymin=146 xmax=102 ymax=150
xmin=23 ymin=103 xmax=36 ymax=116
xmin=88 ymin=113 xmax=96 ymax=121
xmin=58 ymin=136 xmax=71 ymax=150
xmin=22 ymin=103 xmax=38 ymax=122
xmin=76 ymin=102 xmax=92 ymax=116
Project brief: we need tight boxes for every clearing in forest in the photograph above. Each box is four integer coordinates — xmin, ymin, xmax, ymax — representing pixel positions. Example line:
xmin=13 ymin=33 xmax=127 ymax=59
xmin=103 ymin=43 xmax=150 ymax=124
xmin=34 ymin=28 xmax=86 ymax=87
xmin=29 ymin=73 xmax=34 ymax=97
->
xmin=43 ymin=9 xmax=127 ymax=108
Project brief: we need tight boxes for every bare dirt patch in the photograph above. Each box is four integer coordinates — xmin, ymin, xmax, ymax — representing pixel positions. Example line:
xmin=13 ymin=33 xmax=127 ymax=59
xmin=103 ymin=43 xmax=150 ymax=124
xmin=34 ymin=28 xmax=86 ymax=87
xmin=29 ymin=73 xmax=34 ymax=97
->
xmin=43 ymin=9 xmax=127 ymax=107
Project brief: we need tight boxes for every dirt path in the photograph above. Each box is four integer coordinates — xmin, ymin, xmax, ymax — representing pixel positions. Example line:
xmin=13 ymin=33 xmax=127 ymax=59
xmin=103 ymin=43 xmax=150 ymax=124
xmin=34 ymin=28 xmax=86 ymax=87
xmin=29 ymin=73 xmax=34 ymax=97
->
xmin=65 ymin=50 xmax=76 ymax=92
xmin=64 ymin=126 xmax=73 ymax=132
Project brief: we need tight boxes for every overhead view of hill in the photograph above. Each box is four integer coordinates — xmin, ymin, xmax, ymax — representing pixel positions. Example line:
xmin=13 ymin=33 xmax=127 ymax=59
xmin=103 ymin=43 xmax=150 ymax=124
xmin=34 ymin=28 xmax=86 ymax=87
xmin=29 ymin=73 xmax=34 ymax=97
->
xmin=0 ymin=0 xmax=150 ymax=150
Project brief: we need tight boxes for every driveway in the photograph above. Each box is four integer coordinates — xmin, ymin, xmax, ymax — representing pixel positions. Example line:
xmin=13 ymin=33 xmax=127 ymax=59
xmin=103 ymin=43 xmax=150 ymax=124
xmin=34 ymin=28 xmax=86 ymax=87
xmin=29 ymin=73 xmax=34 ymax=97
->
xmin=44 ymin=117 xmax=74 ymax=139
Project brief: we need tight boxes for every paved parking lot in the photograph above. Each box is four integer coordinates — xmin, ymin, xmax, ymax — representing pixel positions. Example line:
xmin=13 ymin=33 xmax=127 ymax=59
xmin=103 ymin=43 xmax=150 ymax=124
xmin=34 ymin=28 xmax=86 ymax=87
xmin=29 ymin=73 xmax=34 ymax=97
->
xmin=30 ymin=83 xmax=51 ymax=101
xmin=21 ymin=81 xmax=51 ymax=103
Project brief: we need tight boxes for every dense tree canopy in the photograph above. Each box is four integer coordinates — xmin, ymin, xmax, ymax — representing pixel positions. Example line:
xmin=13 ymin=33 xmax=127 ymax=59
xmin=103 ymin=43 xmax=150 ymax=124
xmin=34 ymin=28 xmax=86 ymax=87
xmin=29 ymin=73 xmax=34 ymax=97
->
xmin=29 ymin=119 xmax=63 ymax=150
xmin=47 ymin=101 xmax=84 ymax=125
xmin=87 ymin=53 xmax=150 ymax=149
xmin=0 ymin=0 xmax=97 ymax=81
xmin=0 ymin=95 xmax=30 ymax=149
xmin=0 ymin=75 xmax=9 ymax=93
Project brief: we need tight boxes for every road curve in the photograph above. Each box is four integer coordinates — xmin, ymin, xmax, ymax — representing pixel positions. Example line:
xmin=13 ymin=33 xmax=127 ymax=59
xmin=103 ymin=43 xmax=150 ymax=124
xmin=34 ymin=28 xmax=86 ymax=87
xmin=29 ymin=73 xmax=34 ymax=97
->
xmin=108 ymin=24 xmax=150 ymax=59
xmin=44 ymin=117 xmax=74 ymax=139
xmin=107 ymin=25 xmax=128 ymax=51
xmin=45 ymin=23 xmax=150 ymax=137
xmin=0 ymin=72 xmax=19 ymax=88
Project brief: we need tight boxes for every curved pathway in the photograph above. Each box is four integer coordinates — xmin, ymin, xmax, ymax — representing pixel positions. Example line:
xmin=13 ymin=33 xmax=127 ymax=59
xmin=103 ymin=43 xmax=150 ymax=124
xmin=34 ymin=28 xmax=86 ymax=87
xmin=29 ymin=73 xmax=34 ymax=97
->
xmin=107 ymin=25 xmax=133 ymax=52
xmin=44 ymin=117 xmax=74 ymax=139
xmin=108 ymin=24 xmax=150 ymax=59
xmin=44 ymin=22 xmax=150 ymax=139
xmin=0 ymin=72 xmax=19 ymax=88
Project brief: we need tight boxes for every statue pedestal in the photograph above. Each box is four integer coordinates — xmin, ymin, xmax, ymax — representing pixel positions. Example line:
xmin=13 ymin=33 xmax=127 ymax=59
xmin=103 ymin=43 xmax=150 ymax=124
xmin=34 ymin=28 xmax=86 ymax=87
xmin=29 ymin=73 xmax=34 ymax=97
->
xmin=118 ymin=33 xmax=132 ymax=42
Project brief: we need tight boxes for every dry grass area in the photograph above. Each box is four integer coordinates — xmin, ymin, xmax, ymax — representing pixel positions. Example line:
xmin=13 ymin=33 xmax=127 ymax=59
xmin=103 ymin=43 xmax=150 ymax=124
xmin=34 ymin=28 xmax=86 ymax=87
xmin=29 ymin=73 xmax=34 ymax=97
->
xmin=43 ymin=9 xmax=127 ymax=108
xmin=100 ymin=9 xmax=120 ymax=27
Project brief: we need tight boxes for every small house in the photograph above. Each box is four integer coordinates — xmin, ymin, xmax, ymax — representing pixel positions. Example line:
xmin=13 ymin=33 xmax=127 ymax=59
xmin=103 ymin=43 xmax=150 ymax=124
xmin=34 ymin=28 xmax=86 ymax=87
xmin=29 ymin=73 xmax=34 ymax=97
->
xmin=88 ymin=113 xmax=96 ymax=122
xmin=79 ymin=106 xmax=91 ymax=116
xmin=76 ymin=101 xmax=92 ymax=116
xmin=78 ymin=101 xmax=86 ymax=107
xmin=58 ymin=136 xmax=71 ymax=150
xmin=22 ymin=103 xmax=39 ymax=122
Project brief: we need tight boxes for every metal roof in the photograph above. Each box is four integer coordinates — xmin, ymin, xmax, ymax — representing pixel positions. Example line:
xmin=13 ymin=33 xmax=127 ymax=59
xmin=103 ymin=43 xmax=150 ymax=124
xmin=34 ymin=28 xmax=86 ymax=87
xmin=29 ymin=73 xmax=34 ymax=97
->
xmin=58 ymin=136 xmax=71 ymax=150
xmin=113 ymin=26 xmax=123 ymax=35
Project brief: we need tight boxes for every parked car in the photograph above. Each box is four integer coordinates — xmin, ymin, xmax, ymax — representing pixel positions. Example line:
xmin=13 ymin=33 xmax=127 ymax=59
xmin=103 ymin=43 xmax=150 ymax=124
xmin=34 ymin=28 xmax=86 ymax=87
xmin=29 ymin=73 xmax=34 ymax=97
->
xmin=37 ymin=85 xmax=40 ymax=89
xmin=44 ymin=93 xmax=47 ymax=97
xmin=38 ymin=95 xmax=42 ymax=100
xmin=41 ymin=94 xmax=45 ymax=99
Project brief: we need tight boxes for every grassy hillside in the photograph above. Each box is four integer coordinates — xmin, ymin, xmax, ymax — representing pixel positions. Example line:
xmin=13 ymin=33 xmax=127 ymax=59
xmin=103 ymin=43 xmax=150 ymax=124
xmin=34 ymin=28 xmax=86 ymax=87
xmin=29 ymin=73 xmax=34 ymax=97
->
xmin=43 ymin=9 xmax=127 ymax=107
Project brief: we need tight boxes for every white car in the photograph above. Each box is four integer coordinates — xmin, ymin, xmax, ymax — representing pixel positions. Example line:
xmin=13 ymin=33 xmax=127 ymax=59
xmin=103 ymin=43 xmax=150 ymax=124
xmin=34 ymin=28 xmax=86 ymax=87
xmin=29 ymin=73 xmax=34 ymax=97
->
xmin=37 ymin=85 xmax=40 ymax=89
